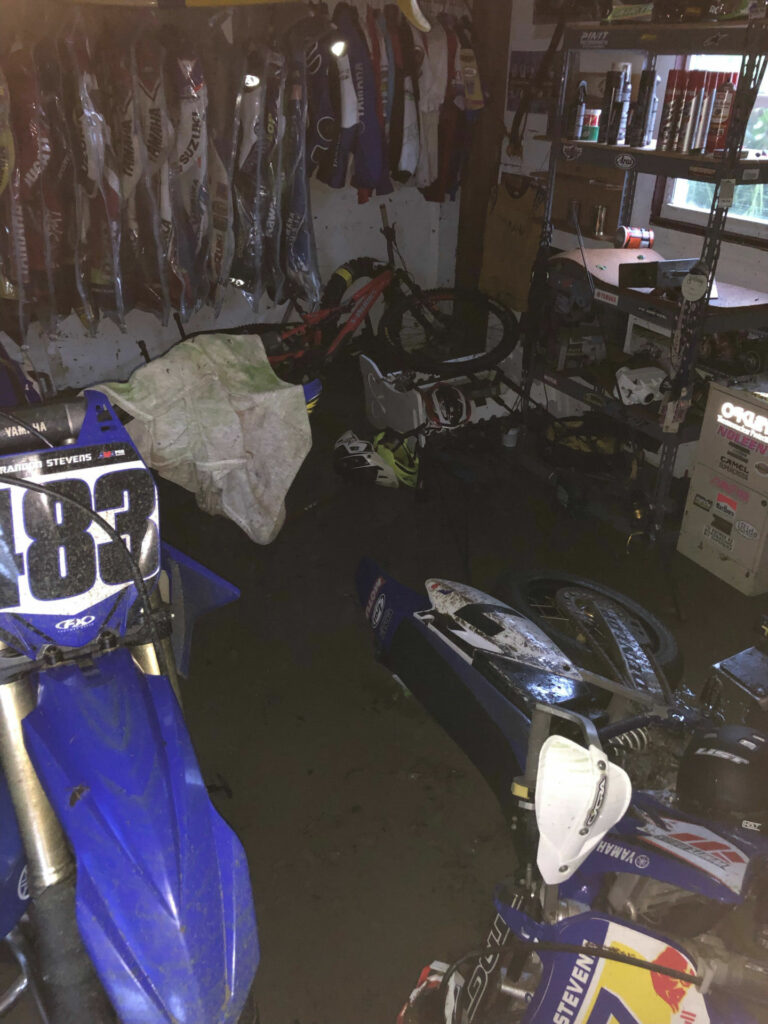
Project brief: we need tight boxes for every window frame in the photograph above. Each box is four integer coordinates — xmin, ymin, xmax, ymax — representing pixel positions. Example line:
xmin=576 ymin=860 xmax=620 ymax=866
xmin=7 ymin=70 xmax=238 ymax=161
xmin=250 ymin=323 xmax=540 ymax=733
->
xmin=649 ymin=54 xmax=768 ymax=252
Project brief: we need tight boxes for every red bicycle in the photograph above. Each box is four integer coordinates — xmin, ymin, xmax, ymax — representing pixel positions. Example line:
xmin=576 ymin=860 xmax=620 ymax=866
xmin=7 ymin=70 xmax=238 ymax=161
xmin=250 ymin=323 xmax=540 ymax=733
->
xmin=218 ymin=206 xmax=519 ymax=382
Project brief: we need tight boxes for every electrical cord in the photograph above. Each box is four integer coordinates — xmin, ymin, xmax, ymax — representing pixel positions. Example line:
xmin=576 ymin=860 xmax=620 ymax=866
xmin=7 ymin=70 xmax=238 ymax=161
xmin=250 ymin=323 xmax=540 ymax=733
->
xmin=437 ymin=936 xmax=703 ymax=1004
xmin=0 ymin=474 xmax=168 ymax=678
xmin=0 ymin=410 xmax=54 ymax=449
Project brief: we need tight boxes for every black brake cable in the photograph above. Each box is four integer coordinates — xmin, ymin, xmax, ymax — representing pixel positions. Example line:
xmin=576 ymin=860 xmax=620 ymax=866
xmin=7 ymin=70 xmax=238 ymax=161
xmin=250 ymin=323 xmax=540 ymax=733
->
xmin=0 ymin=410 xmax=55 ymax=450
xmin=437 ymin=937 xmax=703 ymax=1003
xmin=0 ymin=475 xmax=168 ymax=678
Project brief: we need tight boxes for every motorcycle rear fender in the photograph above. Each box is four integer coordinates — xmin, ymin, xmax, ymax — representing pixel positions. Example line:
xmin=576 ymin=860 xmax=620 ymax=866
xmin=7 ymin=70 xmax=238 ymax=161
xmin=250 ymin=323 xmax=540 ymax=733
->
xmin=22 ymin=650 xmax=258 ymax=1024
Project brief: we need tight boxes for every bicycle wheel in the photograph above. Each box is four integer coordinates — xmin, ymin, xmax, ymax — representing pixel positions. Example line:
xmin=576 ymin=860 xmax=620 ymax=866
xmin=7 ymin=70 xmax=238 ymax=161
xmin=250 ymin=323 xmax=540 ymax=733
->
xmin=378 ymin=289 xmax=518 ymax=373
xmin=494 ymin=570 xmax=683 ymax=684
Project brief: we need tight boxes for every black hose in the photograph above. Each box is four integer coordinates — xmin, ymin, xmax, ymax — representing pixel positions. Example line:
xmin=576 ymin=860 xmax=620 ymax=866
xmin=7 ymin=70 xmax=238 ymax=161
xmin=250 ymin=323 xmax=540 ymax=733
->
xmin=437 ymin=936 xmax=703 ymax=1003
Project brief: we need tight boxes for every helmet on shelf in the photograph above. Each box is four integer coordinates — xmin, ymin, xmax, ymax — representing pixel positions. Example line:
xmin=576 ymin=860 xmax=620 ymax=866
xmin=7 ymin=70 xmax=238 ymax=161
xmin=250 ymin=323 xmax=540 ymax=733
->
xmin=676 ymin=724 xmax=768 ymax=833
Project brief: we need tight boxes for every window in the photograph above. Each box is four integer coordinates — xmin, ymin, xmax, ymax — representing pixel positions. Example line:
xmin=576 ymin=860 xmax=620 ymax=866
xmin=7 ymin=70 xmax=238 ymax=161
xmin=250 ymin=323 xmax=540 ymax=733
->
xmin=655 ymin=55 xmax=768 ymax=243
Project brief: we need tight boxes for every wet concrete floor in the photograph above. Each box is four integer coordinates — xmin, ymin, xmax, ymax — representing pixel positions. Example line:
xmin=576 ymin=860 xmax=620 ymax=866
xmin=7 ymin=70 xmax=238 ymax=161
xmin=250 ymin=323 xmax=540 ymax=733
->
xmin=4 ymin=373 xmax=763 ymax=1023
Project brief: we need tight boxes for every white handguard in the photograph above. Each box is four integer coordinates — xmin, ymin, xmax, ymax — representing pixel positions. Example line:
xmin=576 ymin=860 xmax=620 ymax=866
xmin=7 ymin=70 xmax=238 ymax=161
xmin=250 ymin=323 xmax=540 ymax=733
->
xmin=535 ymin=735 xmax=632 ymax=884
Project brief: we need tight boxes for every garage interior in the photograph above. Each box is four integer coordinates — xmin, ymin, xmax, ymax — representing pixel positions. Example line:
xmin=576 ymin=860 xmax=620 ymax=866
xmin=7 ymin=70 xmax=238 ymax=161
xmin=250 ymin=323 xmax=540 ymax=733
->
xmin=0 ymin=0 xmax=767 ymax=1022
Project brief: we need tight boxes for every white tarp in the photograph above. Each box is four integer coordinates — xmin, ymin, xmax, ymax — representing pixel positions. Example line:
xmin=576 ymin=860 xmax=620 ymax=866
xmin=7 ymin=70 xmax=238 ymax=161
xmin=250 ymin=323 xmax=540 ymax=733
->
xmin=98 ymin=332 xmax=312 ymax=544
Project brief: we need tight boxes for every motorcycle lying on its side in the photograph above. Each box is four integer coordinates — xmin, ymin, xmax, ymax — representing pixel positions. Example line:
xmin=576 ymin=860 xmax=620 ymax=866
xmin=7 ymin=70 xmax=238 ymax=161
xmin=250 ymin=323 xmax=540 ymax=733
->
xmin=0 ymin=392 xmax=258 ymax=1023
xmin=356 ymin=559 xmax=768 ymax=1023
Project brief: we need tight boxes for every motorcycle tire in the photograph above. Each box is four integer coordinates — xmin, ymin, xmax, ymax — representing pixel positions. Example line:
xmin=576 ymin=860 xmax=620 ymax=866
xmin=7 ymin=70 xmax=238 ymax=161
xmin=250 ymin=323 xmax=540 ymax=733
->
xmin=377 ymin=289 xmax=519 ymax=374
xmin=494 ymin=571 xmax=683 ymax=685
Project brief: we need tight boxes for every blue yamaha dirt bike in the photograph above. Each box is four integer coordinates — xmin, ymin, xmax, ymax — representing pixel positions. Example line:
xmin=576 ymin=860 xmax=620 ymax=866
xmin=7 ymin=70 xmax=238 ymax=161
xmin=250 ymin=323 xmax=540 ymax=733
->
xmin=356 ymin=560 xmax=768 ymax=1023
xmin=0 ymin=392 xmax=258 ymax=1023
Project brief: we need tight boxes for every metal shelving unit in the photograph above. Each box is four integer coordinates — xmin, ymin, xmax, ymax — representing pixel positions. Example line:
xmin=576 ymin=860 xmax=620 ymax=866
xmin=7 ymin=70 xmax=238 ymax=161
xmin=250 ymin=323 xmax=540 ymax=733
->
xmin=527 ymin=16 xmax=768 ymax=537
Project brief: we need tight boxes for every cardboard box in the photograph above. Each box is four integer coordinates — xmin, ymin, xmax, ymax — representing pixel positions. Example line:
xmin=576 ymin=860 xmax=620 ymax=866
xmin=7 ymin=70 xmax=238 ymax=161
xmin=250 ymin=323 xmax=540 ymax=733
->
xmin=695 ymin=381 xmax=768 ymax=498
xmin=677 ymin=462 xmax=768 ymax=595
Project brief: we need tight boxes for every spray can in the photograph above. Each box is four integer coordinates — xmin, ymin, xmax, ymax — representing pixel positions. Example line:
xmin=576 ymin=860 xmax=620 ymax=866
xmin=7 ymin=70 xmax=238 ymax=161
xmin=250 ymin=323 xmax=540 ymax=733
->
xmin=615 ymin=226 xmax=655 ymax=249
xmin=657 ymin=69 xmax=683 ymax=151
xmin=599 ymin=65 xmax=622 ymax=144
xmin=571 ymin=80 xmax=587 ymax=140
xmin=627 ymin=68 xmax=659 ymax=148
xmin=615 ymin=63 xmax=633 ymax=146
xmin=705 ymin=72 xmax=738 ymax=153
xmin=643 ymin=77 xmax=660 ymax=147
xmin=691 ymin=71 xmax=718 ymax=153
xmin=676 ymin=70 xmax=706 ymax=154
xmin=670 ymin=71 xmax=692 ymax=152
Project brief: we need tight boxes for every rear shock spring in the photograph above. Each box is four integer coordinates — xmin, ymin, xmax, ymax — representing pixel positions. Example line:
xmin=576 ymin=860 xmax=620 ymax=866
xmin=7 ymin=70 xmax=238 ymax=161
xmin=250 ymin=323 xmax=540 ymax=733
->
xmin=607 ymin=727 xmax=650 ymax=756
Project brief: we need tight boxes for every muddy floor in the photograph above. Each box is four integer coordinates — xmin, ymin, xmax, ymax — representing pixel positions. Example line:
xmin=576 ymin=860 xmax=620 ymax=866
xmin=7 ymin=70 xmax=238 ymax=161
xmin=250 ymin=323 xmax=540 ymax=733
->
xmin=4 ymin=371 xmax=762 ymax=1023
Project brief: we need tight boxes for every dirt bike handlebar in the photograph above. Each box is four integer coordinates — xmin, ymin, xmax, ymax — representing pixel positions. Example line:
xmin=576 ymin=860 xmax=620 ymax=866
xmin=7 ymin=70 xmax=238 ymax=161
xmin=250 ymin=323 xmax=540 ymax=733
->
xmin=0 ymin=400 xmax=87 ymax=454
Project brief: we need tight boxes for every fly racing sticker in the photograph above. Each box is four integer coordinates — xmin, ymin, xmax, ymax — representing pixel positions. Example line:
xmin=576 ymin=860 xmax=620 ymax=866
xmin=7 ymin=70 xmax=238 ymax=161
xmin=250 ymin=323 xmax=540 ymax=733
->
xmin=640 ymin=817 xmax=748 ymax=892
xmin=736 ymin=520 xmax=759 ymax=541
xmin=693 ymin=494 xmax=712 ymax=512
xmin=615 ymin=153 xmax=636 ymax=170
xmin=594 ymin=288 xmax=618 ymax=307
xmin=371 ymin=594 xmax=386 ymax=629
xmin=17 ymin=865 xmax=28 ymax=902
xmin=365 ymin=576 xmax=385 ymax=619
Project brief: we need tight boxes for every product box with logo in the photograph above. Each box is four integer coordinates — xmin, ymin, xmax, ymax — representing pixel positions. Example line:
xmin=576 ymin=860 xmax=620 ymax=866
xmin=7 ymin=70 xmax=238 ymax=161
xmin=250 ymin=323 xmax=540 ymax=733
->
xmin=678 ymin=382 xmax=768 ymax=595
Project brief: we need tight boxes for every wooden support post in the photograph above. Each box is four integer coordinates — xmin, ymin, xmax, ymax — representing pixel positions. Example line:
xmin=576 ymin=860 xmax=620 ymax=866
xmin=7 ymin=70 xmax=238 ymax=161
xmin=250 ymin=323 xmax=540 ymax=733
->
xmin=455 ymin=0 xmax=513 ymax=290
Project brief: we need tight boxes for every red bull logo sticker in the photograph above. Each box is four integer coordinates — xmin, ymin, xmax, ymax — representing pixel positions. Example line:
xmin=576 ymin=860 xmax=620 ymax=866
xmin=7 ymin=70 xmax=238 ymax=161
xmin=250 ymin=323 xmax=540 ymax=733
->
xmin=640 ymin=818 xmax=747 ymax=893
xmin=556 ymin=922 xmax=709 ymax=1024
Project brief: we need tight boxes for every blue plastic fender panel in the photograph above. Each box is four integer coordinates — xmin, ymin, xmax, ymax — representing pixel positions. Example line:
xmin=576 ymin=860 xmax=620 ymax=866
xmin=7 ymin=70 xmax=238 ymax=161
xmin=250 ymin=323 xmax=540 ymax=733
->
xmin=23 ymin=650 xmax=258 ymax=1024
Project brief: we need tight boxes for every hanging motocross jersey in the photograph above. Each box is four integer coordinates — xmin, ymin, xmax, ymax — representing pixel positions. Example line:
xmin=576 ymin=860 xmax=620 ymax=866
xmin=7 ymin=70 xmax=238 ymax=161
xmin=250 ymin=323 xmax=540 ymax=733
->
xmin=166 ymin=40 xmax=210 ymax=321
xmin=320 ymin=3 xmax=392 ymax=196
xmin=5 ymin=43 xmax=51 ymax=338
xmin=306 ymin=33 xmax=337 ymax=176
xmin=35 ymin=39 xmax=78 ymax=325
xmin=134 ymin=28 xmax=173 ymax=322
xmin=205 ymin=14 xmax=243 ymax=315
xmin=282 ymin=18 xmax=322 ymax=307
xmin=415 ymin=22 xmax=447 ymax=189
xmin=396 ymin=15 xmax=420 ymax=179
xmin=62 ymin=17 xmax=124 ymax=331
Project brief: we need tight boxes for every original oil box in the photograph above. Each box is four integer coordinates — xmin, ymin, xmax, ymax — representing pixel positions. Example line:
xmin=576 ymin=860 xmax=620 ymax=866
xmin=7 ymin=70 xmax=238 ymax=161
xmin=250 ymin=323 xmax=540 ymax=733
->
xmin=678 ymin=382 xmax=768 ymax=595
xmin=694 ymin=381 xmax=768 ymax=496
